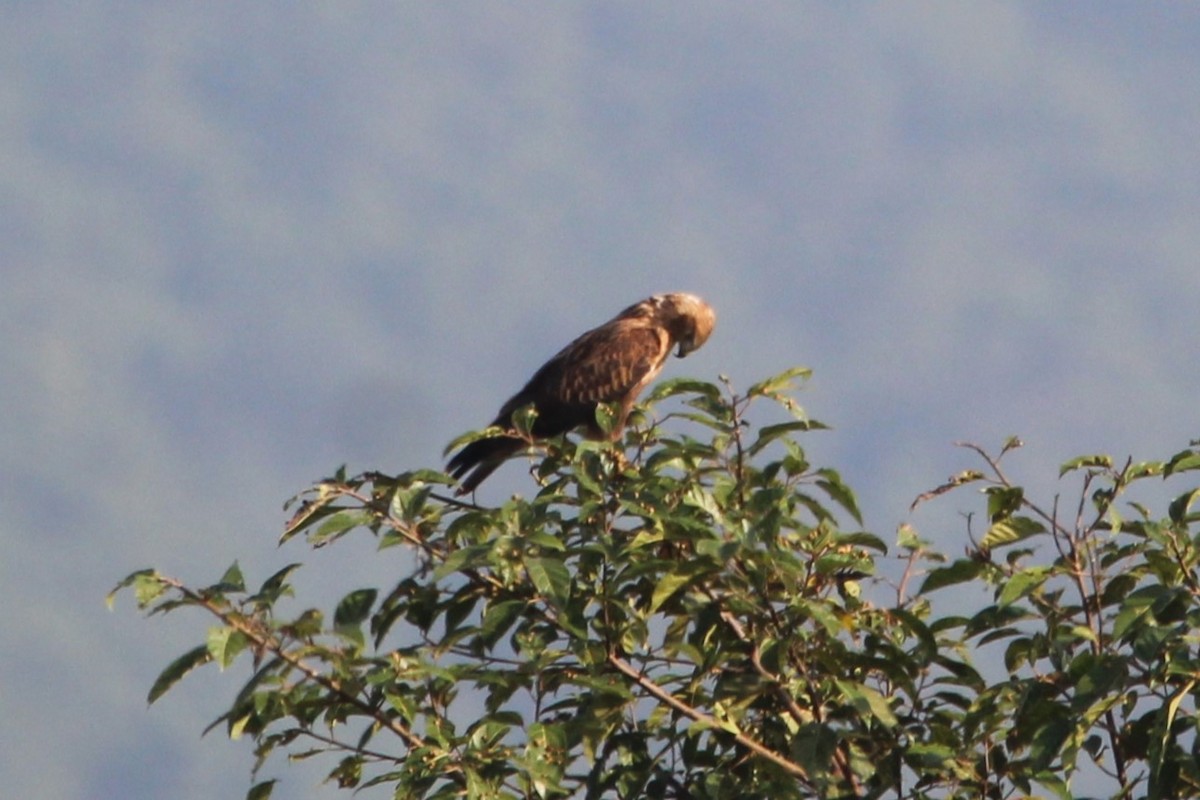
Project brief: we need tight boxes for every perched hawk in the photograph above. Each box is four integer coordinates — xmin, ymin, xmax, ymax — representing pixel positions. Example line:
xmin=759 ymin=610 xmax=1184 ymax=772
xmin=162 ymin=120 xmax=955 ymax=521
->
xmin=447 ymin=292 xmax=716 ymax=494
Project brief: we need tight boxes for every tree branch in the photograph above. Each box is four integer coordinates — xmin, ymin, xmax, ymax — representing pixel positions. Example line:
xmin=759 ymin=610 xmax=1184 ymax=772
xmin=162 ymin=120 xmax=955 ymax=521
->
xmin=605 ymin=650 xmax=812 ymax=783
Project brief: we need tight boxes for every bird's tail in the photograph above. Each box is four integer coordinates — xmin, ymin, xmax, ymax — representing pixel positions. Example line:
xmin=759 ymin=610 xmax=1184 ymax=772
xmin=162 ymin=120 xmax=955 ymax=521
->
xmin=446 ymin=434 xmax=525 ymax=495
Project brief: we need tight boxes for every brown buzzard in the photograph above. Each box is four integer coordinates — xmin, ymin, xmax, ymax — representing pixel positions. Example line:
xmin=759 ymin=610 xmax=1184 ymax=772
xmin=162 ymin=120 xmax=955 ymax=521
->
xmin=447 ymin=292 xmax=716 ymax=494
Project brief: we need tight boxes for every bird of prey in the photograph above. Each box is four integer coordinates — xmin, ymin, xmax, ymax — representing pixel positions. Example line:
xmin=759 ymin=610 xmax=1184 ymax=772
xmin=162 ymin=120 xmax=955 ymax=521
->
xmin=446 ymin=292 xmax=716 ymax=494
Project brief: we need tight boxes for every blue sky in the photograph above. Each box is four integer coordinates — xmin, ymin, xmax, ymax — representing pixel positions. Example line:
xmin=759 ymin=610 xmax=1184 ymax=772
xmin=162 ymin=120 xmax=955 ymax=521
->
xmin=4 ymin=5 xmax=1200 ymax=798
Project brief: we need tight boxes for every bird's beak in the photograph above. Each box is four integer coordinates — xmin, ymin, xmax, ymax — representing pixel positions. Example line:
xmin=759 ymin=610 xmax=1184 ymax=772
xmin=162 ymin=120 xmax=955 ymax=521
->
xmin=675 ymin=341 xmax=691 ymax=358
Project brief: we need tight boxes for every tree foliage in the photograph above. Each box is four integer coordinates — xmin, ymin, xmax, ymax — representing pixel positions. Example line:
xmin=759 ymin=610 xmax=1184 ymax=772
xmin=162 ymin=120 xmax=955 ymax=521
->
xmin=111 ymin=370 xmax=1200 ymax=799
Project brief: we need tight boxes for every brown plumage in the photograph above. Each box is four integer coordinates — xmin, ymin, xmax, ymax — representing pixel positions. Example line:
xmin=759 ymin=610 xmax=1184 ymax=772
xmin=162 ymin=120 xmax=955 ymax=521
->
xmin=447 ymin=292 xmax=716 ymax=494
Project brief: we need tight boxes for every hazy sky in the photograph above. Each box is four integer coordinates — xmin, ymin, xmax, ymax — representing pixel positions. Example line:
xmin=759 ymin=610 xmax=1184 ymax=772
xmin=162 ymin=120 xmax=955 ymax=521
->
xmin=4 ymin=5 xmax=1199 ymax=798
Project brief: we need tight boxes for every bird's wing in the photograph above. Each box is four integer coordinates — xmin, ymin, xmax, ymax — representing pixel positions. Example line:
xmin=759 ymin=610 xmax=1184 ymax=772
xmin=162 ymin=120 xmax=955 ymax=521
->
xmin=526 ymin=320 xmax=669 ymax=410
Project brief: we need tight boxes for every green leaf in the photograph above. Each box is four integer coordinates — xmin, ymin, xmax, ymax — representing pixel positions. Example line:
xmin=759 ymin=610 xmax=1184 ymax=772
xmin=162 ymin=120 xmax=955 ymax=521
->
xmin=1059 ymin=453 xmax=1113 ymax=477
xmin=250 ymin=563 xmax=302 ymax=608
xmin=309 ymin=509 xmax=373 ymax=547
xmin=985 ymin=486 xmax=1024 ymax=522
xmin=223 ymin=716 xmax=253 ymax=744
xmin=1070 ymin=653 xmax=1125 ymax=708
xmin=1112 ymin=586 xmax=1163 ymax=640
xmin=793 ymin=722 xmax=839 ymax=777
xmin=1004 ymin=636 xmax=1037 ymax=672
xmin=207 ymin=626 xmax=248 ymax=670
xmin=328 ymin=755 xmax=363 ymax=788
xmin=1031 ymin=770 xmax=1072 ymax=800
xmin=747 ymin=421 xmax=816 ymax=455
xmin=816 ymin=468 xmax=863 ymax=525
xmin=1167 ymin=487 xmax=1200 ymax=524
xmin=684 ymin=484 xmax=729 ymax=529
xmin=1000 ymin=435 xmax=1023 ymax=455
xmin=747 ymin=366 xmax=811 ymax=397
xmin=442 ymin=587 xmax=480 ymax=637
xmin=895 ymin=523 xmax=924 ymax=552
xmin=1028 ymin=715 xmax=1071 ymax=771
xmin=1164 ymin=449 xmax=1200 ymax=476
xmin=905 ymin=742 xmax=963 ymax=771
xmin=525 ymin=556 xmax=571 ymax=609
xmin=645 ymin=378 xmax=721 ymax=403
xmin=594 ymin=401 xmax=620 ymax=437
xmin=394 ymin=468 xmax=455 ymax=487
xmin=650 ymin=566 xmax=703 ymax=614
xmin=246 ymin=780 xmax=277 ymax=800
xmin=389 ymin=484 xmax=433 ymax=522
xmin=526 ymin=530 xmax=566 ymax=552
xmin=434 ymin=543 xmax=494 ymax=580
xmin=106 ymin=569 xmax=159 ymax=609
xmin=512 ymin=404 xmax=539 ymax=438
xmin=843 ymin=531 xmax=888 ymax=553
xmin=1153 ymin=679 xmax=1197 ymax=792
xmin=920 ymin=560 xmax=985 ymax=594
xmin=480 ymin=599 xmax=526 ymax=648
xmin=442 ymin=425 xmax=510 ymax=458
xmin=133 ymin=572 xmax=168 ymax=608
xmin=334 ymin=588 xmax=378 ymax=629
xmin=836 ymin=679 xmax=898 ymax=728
xmin=799 ymin=599 xmax=842 ymax=637
xmin=997 ymin=566 xmax=1049 ymax=607
xmin=148 ymin=645 xmax=212 ymax=705
xmin=981 ymin=515 xmax=1045 ymax=549
xmin=1124 ymin=460 xmax=1163 ymax=480
xmin=215 ymin=561 xmax=246 ymax=593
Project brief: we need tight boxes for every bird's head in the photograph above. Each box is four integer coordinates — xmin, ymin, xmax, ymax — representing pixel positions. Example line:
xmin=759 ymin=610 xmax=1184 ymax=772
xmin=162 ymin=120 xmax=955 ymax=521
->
xmin=652 ymin=292 xmax=716 ymax=358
